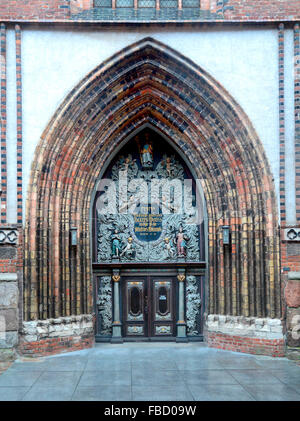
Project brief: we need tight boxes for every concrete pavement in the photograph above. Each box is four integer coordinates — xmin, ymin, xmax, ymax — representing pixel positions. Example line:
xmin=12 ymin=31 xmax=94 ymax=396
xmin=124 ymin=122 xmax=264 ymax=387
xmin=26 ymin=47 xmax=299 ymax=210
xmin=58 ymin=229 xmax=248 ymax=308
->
xmin=0 ymin=342 xmax=299 ymax=401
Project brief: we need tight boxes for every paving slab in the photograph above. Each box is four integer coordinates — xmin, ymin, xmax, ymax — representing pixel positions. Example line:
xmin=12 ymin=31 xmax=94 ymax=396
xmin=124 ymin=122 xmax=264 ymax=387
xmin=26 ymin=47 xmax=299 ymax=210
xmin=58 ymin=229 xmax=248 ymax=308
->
xmin=8 ymin=360 xmax=47 ymax=371
xmin=33 ymin=371 xmax=82 ymax=388
xmin=227 ymin=369 xmax=283 ymax=385
xmin=132 ymin=359 xmax=178 ymax=370
xmin=131 ymin=368 xmax=185 ymax=386
xmin=243 ymin=384 xmax=300 ymax=401
xmin=176 ymin=358 xmax=224 ymax=370
xmin=0 ymin=370 xmax=42 ymax=387
xmin=0 ymin=386 xmax=30 ymax=401
xmin=216 ymin=357 xmax=263 ymax=370
xmin=39 ymin=358 xmax=87 ymax=372
xmin=269 ymin=368 xmax=300 ymax=385
xmin=22 ymin=386 xmax=76 ymax=401
xmin=132 ymin=385 xmax=194 ymax=401
xmin=255 ymin=358 xmax=299 ymax=370
xmin=181 ymin=369 xmax=239 ymax=385
xmin=72 ymin=386 xmax=132 ymax=401
xmin=85 ymin=359 xmax=131 ymax=371
xmin=188 ymin=384 xmax=255 ymax=401
xmin=78 ymin=370 xmax=131 ymax=387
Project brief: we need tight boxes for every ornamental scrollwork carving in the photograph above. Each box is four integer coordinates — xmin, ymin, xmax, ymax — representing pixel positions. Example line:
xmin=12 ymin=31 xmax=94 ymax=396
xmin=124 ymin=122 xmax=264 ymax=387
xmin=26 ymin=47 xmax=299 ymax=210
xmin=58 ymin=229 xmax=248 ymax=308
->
xmin=186 ymin=275 xmax=201 ymax=336
xmin=97 ymin=145 xmax=202 ymax=264
xmin=0 ymin=228 xmax=18 ymax=245
xmin=97 ymin=276 xmax=112 ymax=336
xmin=112 ymin=274 xmax=121 ymax=282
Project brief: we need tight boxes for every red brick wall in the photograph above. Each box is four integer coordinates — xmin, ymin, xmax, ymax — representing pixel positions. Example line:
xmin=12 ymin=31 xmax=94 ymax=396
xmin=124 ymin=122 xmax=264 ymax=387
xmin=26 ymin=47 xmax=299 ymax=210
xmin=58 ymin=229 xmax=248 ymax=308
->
xmin=281 ymin=242 xmax=300 ymax=274
xmin=70 ymin=0 xmax=93 ymax=14
xmin=0 ymin=0 xmax=71 ymax=20
xmin=0 ymin=226 xmax=22 ymax=274
xmin=0 ymin=0 xmax=299 ymax=21
xmin=207 ymin=332 xmax=285 ymax=357
xmin=223 ymin=0 xmax=300 ymax=20
xmin=19 ymin=336 xmax=94 ymax=357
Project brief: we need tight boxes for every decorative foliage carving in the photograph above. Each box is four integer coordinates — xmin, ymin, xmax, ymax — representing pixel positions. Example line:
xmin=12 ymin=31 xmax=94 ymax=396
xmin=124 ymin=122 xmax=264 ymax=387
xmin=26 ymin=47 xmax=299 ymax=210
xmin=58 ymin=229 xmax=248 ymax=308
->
xmin=155 ymin=325 xmax=171 ymax=334
xmin=97 ymin=276 xmax=112 ymax=335
xmin=97 ymin=151 xmax=201 ymax=263
xmin=186 ymin=275 xmax=201 ymax=336
xmin=128 ymin=325 xmax=143 ymax=334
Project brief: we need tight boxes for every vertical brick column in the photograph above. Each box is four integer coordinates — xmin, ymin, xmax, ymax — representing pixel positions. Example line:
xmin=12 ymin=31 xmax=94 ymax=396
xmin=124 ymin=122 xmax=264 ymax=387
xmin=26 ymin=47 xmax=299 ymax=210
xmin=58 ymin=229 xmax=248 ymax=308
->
xmin=0 ymin=24 xmax=6 ymax=224
xmin=216 ymin=0 xmax=223 ymax=15
xmin=279 ymin=24 xmax=286 ymax=224
xmin=15 ymin=26 xmax=22 ymax=224
xmin=295 ymin=24 xmax=300 ymax=221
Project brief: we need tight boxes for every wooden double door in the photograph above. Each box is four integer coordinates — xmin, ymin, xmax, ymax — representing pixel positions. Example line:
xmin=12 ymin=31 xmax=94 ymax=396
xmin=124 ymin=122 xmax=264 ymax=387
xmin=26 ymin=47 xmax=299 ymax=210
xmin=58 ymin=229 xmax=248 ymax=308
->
xmin=122 ymin=276 xmax=176 ymax=338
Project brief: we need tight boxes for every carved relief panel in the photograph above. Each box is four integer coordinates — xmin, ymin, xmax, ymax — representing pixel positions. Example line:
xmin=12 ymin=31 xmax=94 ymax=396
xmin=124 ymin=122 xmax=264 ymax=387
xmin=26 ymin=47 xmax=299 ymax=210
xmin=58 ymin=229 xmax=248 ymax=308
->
xmin=96 ymin=276 xmax=112 ymax=336
xmin=95 ymin=129 xmax=204 ymax=264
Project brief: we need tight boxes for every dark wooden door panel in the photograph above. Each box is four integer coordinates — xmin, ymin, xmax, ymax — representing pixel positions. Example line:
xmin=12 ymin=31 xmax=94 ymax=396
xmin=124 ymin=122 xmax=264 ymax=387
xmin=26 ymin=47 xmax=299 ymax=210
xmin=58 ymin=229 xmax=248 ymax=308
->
xmin=122 ymin=275 xmax=176 ymax=338
xmin=151 ymin=278 xmax=175 ymax=337
xmin=123 ymin=278 xmax=147 ymax=337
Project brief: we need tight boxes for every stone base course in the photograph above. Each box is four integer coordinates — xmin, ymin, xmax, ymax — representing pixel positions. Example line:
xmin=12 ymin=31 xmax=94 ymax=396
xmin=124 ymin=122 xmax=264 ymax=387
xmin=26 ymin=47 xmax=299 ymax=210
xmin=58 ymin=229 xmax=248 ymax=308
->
xmin=206 ymin=314 xmax=285 ymax=357
xmin=0 ymin=269 xmax=20 ymax=362
xmin=19 ymin=314 xmax=94 ymax=357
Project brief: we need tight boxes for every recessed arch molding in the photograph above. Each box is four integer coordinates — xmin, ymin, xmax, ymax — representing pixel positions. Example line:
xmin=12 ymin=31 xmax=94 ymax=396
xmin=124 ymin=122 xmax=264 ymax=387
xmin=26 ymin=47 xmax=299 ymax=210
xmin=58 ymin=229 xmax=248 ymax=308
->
xmin=24 ymin=38 xmax=281 ymax=337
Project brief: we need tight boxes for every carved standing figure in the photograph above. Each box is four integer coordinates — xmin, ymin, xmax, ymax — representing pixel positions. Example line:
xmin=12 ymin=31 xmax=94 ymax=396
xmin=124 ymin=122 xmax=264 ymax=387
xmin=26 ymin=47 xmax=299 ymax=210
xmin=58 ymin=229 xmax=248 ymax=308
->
xmin=111 ymin=229 xmax=122 ymax=258
xmin=121 ymin=236 xmax=136 ymax=259
xmin=138 ymin=133 xmax=153 ymax=169
xmin=141 ymin=144 xmax=153 ymax=168
xmin=174 ymin=225 xmax=189 ymax=257
xmin=164 ymin=237 xmax=174 ymax=258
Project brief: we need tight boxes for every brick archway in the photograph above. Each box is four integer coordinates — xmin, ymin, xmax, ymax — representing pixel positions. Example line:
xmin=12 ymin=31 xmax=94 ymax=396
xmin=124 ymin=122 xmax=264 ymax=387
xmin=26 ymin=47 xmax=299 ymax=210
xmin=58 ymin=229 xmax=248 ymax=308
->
xmin=24 ymin=38 xmax=280 ymax=333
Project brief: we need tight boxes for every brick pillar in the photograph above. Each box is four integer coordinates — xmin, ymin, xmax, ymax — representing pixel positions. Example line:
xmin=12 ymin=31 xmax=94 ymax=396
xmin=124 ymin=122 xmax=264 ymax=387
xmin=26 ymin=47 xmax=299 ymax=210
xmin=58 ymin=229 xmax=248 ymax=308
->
xmin=216 ymin=0 xmax=223 ymax=15
xmin=15 ymin=25 xmax=23 ymax=225
xmin=0 ymin=24 xmax=7 ymax=224
xmin=278 ymin=24 xmax=286 ymax=224
xmin=294 ymin=24 xmax=300 ymax=222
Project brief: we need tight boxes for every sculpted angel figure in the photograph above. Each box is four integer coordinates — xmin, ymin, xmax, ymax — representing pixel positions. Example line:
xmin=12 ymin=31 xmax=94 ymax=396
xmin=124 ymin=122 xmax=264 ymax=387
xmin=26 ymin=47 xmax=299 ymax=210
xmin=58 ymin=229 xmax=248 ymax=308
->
xmin=121 ymin=237 xmax=136 ymax=259
xmin=136 ymin=133 xmax=153 ymax=169
xmin=111 ymin=154 xmax=138 ymax=181
xmin=164 ymin=237 xmax=175 ymax=258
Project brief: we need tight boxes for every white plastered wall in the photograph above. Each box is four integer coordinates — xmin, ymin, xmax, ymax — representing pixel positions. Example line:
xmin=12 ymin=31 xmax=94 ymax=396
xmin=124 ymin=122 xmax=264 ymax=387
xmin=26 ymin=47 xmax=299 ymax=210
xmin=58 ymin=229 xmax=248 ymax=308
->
xmin=4 ymin=26 xmax=289 ymax=223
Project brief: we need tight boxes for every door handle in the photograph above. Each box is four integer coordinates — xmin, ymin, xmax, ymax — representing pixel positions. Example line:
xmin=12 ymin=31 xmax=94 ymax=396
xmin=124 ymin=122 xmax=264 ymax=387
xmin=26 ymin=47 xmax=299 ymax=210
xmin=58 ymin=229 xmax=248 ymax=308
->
xmin=144 ymin=295 xmax=148 ymax=314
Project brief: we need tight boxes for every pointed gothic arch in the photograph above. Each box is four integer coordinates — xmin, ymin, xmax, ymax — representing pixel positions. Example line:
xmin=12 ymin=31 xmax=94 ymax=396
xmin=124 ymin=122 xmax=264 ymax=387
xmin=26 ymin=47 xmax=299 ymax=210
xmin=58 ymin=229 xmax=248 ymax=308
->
xmin=24 ymin=37 xmax=280 ymax=326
